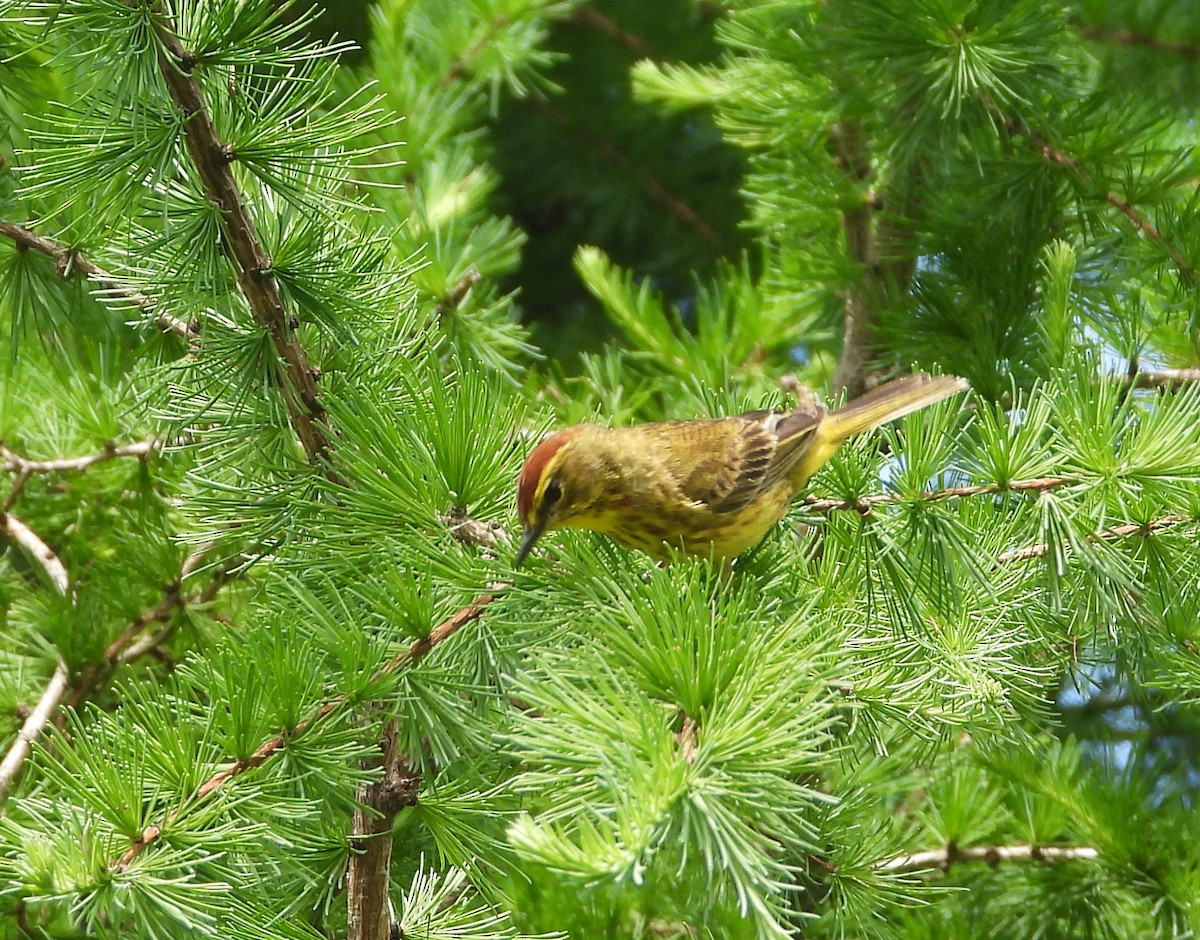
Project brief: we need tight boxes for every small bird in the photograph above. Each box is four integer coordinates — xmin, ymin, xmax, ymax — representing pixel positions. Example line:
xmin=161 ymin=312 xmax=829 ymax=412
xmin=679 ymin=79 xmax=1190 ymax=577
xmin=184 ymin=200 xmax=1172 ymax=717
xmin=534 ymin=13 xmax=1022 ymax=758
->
xmin=515 ymin=373 xmax=969 ymax=565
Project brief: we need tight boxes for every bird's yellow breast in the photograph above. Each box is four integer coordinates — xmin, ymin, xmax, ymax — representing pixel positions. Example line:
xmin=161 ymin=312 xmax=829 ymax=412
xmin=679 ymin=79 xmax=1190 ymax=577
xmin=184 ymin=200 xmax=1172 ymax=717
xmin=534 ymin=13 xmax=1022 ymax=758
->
xmin=569 ymin=480 xmax=795 ymax=561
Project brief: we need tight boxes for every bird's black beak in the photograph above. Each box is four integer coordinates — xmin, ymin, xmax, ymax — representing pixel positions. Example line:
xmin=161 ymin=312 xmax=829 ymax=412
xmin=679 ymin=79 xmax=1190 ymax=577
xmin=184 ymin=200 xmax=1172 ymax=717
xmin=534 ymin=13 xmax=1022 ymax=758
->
xmin=515 ymin=523 xmax=544 ymax=568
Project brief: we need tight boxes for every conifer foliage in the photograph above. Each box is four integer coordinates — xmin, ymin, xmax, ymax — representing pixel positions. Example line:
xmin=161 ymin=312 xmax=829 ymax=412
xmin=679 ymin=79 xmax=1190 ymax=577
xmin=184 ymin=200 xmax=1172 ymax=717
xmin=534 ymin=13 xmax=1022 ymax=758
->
xmin=1 ymin=1 xmax=1200 ymax=938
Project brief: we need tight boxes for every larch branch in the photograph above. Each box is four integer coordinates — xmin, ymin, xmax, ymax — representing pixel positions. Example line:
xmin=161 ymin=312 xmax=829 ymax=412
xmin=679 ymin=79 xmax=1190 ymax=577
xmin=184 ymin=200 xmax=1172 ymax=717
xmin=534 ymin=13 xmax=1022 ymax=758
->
xmin=0 ymin=512 xmax=71 ymax=801
xmin=147 ymin=12 xmax=334 ymax=466
xmin=532 ymin=99 xmax=727 ymax=251
xmin=441 ymin=507 xmax=512 ymax=553
xmin=1 ymin=438 xmax=162 ymax=476
xmin=1077 ymin=24 xmax=1200 ymax=60
xmin=64 ymin=544 xmax=234 ymax=713
xmin=0 ymin=220 xmax=195 ymax=340
xmin=1 ymin=471 xmax=28 ymax=513
xmin=570 ymin=7 xmax=655 ymax=58
xmin=997 ymin=514 xmax=1191 ymax=565
xmin=0 ymin=666 xmax=70 ymax=803
xmin=801 ymin=479 xmax=1191 ymax=561
xmin=993 ymin=104 xmax=1198 ymax=287
xmin=373 ymin=592 xmax=501 ymax=678
xmin=113 ymin=592 xmax=499 ymax=873
xmin=801 ymin=476 xmax=1070 ymax=515
xmin=1117 ymin=366 xmax=1200 ymax=390
xmin=434 ymin=269 xmax=482 ymax=319
xmin=877 ymin=842 xmax=1099 ymax=873
xmin=831 ymin=119 xmax=879 ymax=399
xmin=348 ymin=722 xmax=419 ymax=940
xmin=3 ymin=511 xmax=69 ymax=594
xmin=829 ymin=120 xmax=921 ymax=398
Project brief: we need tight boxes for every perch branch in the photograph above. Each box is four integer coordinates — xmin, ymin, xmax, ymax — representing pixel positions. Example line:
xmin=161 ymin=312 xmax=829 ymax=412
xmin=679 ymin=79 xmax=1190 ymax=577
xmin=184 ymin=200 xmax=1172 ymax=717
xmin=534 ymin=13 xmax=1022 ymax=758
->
xmin=801 ymin=476 xmax=1070 ymax=515
xmin=877 ymin=842 xmax=1099 ymax=873
xmin=441 ymin=507 xmax=512 ymax=553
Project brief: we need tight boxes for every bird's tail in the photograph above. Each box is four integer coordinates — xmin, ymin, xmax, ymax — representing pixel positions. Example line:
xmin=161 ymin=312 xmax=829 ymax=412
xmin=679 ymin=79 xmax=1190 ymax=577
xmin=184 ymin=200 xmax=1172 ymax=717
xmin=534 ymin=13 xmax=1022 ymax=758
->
xmin=820 ymin=373 xmax=969 ymax=442
xmin=783 ymin=373 xmax=969 ymax=489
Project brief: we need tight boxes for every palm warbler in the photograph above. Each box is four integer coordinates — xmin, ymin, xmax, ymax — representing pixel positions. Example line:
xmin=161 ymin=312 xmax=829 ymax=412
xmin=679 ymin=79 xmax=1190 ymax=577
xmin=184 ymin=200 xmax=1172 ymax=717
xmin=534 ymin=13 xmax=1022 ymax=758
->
xmin=515 ymin=373 xmax=968 ymax=565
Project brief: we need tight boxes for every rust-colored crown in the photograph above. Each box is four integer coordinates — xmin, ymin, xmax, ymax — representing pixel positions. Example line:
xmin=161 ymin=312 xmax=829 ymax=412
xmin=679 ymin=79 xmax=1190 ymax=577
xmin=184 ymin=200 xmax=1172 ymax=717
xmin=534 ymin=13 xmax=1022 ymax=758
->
xmin=517 ymin=428 xmax=580 ymax=522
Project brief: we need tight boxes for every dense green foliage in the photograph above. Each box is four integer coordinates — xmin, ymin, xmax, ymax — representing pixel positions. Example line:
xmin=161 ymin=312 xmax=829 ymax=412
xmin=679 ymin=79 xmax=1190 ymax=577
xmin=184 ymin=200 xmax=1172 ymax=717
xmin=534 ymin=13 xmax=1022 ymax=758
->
xmin=1 ymin=1 xmax=1199 ymax=938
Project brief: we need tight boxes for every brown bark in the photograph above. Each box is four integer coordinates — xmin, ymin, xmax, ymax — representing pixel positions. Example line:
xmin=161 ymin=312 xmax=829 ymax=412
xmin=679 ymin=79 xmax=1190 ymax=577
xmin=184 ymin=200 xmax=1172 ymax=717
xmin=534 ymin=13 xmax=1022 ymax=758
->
xmin=830 ymin=121 xmax=921 ymax=397
xmin=147 ymin=13 xmax=335 ymax=465
xmin=347 ymin=722 xmax=420 ymax=940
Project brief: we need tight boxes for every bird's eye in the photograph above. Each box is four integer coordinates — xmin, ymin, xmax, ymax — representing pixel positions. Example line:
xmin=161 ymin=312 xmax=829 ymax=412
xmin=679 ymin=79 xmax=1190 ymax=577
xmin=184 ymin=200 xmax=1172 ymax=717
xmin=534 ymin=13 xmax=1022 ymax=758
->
xmin=543 ymin=479 xmax=562 ymax=507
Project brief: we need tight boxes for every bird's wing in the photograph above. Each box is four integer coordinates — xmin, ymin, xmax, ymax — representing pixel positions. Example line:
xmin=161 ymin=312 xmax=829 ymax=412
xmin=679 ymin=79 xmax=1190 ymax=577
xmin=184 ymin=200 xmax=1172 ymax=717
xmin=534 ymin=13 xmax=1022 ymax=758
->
xmin=652 ymin=407 xmax=824 ymax=514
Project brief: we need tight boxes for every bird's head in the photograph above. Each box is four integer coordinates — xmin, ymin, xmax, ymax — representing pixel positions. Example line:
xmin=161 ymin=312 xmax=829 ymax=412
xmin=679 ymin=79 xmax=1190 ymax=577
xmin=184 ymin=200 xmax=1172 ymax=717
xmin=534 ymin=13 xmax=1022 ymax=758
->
xmin=515 ymin=427 xmax=612 ymax=566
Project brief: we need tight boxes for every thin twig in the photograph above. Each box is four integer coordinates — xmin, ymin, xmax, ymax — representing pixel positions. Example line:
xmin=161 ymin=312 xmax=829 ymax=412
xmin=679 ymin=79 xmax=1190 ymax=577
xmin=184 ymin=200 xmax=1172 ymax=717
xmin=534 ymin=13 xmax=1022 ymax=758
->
xmin=441 ymin=507 xmax=512 ymax=553
xmin=992 ymin=104 xmax=1199 ymax=287
xmin=1076 ymin=24 xmax=1200 ymax=60
xmin=570 ymin=7 xmax=654 ymax=57
xmin=434 ymin=269 xmax=482 ymax=318
xmin=0 ymin=666 xmax=70 ymax=802
xmin=1058 ymin=690 xmax=1134 ymax=717
xmin=0 ymin=220 xmax=195 ymax=340
xmin=440 ymin=14 xmax=509 ymax=87
xmin=373 ymin=592 xmax=502 ymax=680
xmin=1116 ymin=366 xmax=1200 ymax=390
xmin=876 ymin=842 xmax=1099 ymax=873
xmin=114 ymin=592 xmax=500 ymax=873
xmin=804 ymin=479 xmax=1192 ymax=563
xmin=3 ymin=511 xmax=69 ymax=593
xmin=64 ymin=544 xmax=234 ymax=712
xmin=997 ymin=514 xmax=1190 ymax=564
xmin=2 ymin=471 xmax=29 ymax=513
xmin=0 ymin=512 xmax=71 ymax=801
xmin=1 ymin=438 xmax=161 ymax=476
xmin=148 ymin=15 xmax=335 ymax=467
xmin=801 ymin=476 xmax=1070 ymax=515
xmin=531 ymin=99 xmax=727 ymax=251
